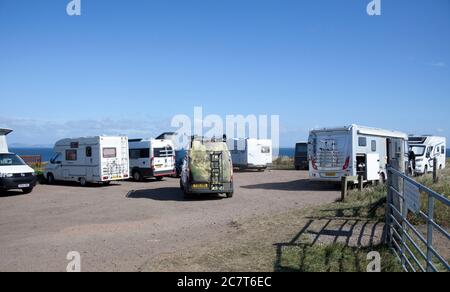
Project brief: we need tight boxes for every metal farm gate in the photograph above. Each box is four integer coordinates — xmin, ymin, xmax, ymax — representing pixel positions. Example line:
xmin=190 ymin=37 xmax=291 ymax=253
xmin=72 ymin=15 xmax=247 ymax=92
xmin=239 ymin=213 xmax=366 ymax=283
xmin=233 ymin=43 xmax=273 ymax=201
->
xmin=386 ymin=167 xmax=450 ymax=272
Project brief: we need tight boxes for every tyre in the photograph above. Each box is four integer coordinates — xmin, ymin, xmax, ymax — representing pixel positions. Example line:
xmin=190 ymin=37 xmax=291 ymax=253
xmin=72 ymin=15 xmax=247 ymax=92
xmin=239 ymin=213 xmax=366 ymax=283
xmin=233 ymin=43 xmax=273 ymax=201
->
xmin=424 ymin=165 xmax=428 ymax=174
xmin=133 ymin=171 xmax=143 ymax=182
xmin=179 ymin=179 xmax=184 ymax=191
xmin=226 ymin=192 xmax=234 ymax=198
xmin=156 ymin=176 xmax=163 ymax=181
xmin=22 ymin=187 xmax=33 ymax=194
xmin=295 ymin=166 xmax=301 ymax=171
xmin=103 ymin=181 xmax=111 ymax=186
xmin=378 ymin=173 xmax=386 ymax=185
xmin=47 ymin=173 xmax=55 ymax=185
xmin=79 ymin=177 xmax=87 ymax=187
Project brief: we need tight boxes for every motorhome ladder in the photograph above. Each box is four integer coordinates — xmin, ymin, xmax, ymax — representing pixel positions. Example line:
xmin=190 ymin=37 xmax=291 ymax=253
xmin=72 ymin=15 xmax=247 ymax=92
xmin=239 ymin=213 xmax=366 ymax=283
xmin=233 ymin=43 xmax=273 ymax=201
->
xmin=210 ymin=152 xmax=224 ymax=191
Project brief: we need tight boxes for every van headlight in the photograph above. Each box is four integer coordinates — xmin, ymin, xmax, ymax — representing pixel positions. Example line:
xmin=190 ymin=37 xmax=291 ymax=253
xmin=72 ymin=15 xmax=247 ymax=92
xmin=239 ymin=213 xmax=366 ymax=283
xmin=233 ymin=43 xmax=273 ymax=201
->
xmin=0 ymin=173 xmax=13 ymax=178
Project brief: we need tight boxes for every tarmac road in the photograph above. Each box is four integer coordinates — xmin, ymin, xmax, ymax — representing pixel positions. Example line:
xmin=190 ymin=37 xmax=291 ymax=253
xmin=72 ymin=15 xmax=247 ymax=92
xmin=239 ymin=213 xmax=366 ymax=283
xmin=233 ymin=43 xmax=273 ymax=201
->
xmin=0 ymin=170 xmax=340 ymax=272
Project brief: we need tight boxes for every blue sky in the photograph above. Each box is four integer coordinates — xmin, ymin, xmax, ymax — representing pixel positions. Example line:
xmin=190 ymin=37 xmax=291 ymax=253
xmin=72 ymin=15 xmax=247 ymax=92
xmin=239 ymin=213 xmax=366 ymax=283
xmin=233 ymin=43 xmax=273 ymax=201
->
xmin=0 ymin=0 xmax=449 ymax=147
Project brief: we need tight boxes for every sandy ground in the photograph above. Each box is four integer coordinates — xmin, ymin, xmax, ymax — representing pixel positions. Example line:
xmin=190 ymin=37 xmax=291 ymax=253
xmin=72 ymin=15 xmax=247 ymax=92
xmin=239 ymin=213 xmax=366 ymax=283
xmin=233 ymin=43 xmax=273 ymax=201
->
xmin=0 ymin=170 xmax=340 ymax=272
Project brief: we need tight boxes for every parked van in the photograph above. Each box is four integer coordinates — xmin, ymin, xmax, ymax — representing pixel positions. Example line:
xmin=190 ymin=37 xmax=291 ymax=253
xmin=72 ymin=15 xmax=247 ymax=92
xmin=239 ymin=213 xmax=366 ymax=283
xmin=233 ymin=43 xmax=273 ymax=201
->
xmin=180 ymin=136 xmax=234 ymax=198
xmin=45 ymin=136 xmax=129 ymax=186
xmin=0 ymin=129 xmax=37 ymax=194
xmin=409 ymin=136 xmax=446 ymax=174
xmin=129 ymin=138 xmax=176 ymax=181
xmin=294 ymin=142 xmax=308 ymax=170
xmin=308 ymin=125 xmax=408 ymax=184
xmin=229 ymin=138 xmax=272 ymax=171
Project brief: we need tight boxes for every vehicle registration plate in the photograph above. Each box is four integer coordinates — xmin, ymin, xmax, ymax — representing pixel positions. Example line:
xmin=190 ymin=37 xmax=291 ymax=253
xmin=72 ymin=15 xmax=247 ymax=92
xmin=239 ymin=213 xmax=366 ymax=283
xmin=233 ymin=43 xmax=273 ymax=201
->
xmin=192 ymin=183 xmax=208 ymax=189
xmin=18 ymin=184 xmax=30 ymax=188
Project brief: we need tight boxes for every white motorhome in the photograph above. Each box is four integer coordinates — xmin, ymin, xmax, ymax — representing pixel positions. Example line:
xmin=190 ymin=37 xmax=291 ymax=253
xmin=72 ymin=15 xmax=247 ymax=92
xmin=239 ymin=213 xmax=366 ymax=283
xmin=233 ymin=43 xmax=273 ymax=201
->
xmin=0 ymin=129 xmax=37 ymax=194
xmin=129 ymin=138 xmax=176 ymax=181
xmin=44 ymin=136 xmax=129 ymax=186
xmin=229 ymin=138 xmax=272 ymax=171
xmin=408 ymin=136 xmax=446 ymax=174
xmin=308 ymin=125 xmax=408 ymax=183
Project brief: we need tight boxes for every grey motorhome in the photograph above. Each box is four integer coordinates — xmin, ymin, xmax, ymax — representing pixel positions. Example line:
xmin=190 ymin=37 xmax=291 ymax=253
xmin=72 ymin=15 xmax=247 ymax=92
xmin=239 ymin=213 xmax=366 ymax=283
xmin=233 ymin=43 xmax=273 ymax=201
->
xmin=44 ymin=136 xmax=129 ymax=186
xmin=409 ymin=136 xmax=446 ymax=174
xmin=0 ymin=128 xmax=37 ymax=194
xmin=308 ymin=125 xmax=408 ymax=184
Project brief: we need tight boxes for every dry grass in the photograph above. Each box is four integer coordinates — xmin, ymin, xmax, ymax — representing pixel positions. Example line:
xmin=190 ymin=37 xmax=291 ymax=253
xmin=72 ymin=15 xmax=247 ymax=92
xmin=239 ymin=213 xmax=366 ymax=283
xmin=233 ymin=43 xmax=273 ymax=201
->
xmin=271 ymin=156 xmax=294 ymax=170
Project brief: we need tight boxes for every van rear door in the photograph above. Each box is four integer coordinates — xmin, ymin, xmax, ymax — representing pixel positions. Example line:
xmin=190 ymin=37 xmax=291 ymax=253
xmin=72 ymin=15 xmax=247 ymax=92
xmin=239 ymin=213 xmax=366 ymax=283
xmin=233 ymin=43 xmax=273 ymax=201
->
xmin=152 ymin=142 xmax=175 ymax=174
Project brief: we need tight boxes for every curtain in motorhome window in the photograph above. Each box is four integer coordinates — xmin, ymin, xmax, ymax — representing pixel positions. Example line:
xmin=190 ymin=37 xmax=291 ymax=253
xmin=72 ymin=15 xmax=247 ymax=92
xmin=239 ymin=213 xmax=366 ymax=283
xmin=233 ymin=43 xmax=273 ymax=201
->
xmin=66 ymin=150 xmax=77 ymax=161
xmin=103 ymin=148 xmax=117 ymax=158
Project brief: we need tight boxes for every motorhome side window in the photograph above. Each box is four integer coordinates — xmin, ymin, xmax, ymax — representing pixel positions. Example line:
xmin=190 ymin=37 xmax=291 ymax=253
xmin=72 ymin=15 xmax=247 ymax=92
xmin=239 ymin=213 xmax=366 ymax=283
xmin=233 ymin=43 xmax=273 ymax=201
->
xmin=66 ymin=150 xmax=77 ymax=161
xmin=261 ymin=146 xmax=270 ymax=154
xmin=371 ymin=140 xmax=377 ymax=152
xmin=129 ymin=149 xmax=150 ymax=159
xmin=358 ymin=137 xmax=367 ymax=147
xmin=86 ymin=147 xmax=92 ymax=157
xmin=103 ymin=148 xmax=117 ymax=158
xmin=442 ymin=146 xmax=445 ymax=155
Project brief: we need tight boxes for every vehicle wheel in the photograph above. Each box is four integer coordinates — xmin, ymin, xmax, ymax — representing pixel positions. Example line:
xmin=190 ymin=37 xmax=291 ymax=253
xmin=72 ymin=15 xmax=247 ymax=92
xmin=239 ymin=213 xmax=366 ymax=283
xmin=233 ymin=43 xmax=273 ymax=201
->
xmin=258 ymin=168 xmax=265 ymax=172
xmin=424 ymin=165 xmax=428 ymax=174
xmin=183 ymin=190 xmax=193 ymax=199
xmin=379 ymin=173 xmax=386 ymax=185
xmin=179 ymin=180 xmax=184 ymax=191
xmin=22 ymin=187 xmax=33 ymax=194
xmin=156 ymin=176 xmax=163 ymax=181
xmin=103 ymin=181 xmax=111 ymax=186
xmin=226 ymin=192 xmax=234 ymax=198
xmin=133 ymin=171 xmax=143 ymax=182
xmin=47 ymin=173 xmax=55 ymax=185
xmin=295 ymin=166 xmax=301 ymax=171
xmin=79 ymin=178 xmax=87 ymax=187
xmin=439 ymin=165 xmax=443 ymax=170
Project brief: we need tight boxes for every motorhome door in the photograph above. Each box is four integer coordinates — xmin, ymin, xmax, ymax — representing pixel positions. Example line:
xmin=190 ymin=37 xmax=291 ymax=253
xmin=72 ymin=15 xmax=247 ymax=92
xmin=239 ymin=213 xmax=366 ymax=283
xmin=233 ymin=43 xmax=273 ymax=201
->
xmin=366 ymin=153 xmax=380 ymax=181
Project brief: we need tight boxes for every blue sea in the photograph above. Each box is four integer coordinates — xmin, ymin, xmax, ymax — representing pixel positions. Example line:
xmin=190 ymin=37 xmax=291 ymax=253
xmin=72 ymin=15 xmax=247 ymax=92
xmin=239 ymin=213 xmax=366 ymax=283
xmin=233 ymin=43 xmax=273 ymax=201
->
xmin=9 ymin=147 xmax=450 ymax=161
xmin=10 ymin=148 xmax=54 ymax=162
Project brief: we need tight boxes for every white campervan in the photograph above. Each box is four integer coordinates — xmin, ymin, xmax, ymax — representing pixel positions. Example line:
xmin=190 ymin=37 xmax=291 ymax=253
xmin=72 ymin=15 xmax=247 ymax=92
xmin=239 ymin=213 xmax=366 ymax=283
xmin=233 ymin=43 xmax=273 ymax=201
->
xmin=409 ymin=136 xmax=446 ymax=174
xmin=129 ymin=138 xmax=176 ymax=181
xmin=0 ymin=129 xmax=37 ymax=194
xmin=44 ymin=136 xmax=129 ymax=186
xmin=229 ymin=138 xmax=272 ymax=171
xmin=308 ymin=125 xmax=408 ymax=184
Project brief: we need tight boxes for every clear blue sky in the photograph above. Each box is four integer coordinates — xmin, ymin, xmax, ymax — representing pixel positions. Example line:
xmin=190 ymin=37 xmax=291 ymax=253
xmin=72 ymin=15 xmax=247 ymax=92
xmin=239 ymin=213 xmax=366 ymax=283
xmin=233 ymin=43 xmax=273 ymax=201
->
xmin=1 ymin=0 xmax=449 ymax=146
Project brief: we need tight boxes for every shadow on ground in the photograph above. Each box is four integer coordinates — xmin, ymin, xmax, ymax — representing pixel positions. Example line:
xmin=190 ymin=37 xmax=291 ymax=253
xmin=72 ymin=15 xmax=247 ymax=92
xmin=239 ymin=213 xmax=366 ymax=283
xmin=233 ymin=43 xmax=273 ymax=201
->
xmin=273 ymin=200 xmax=389 ymax=272
xmin=241 ymin=179 xmax=339 ymax=192
xmin=126 ymin=187 xmax=224 ymax=201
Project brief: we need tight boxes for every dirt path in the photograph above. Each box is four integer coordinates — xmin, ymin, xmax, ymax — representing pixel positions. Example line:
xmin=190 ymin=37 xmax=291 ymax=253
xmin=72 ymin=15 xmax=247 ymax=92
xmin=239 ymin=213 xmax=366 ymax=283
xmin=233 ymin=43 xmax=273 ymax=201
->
xmin=0 ymin=170 xmax=340 ymax=272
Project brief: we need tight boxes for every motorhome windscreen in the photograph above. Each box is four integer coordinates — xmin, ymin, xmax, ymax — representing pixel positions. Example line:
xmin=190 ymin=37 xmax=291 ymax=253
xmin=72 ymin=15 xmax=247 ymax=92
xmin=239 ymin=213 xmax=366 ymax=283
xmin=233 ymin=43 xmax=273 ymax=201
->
xmin=154 ymin=147 xmax=174 ymax=157
xmin=0 ymin=154 xmax=26 ymax=166
xmin=410 ymin=146 xmax=426 ymax=157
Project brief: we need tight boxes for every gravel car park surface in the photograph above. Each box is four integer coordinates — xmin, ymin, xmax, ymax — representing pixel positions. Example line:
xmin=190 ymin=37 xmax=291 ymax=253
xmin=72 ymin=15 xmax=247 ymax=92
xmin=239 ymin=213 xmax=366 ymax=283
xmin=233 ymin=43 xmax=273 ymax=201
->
xmin=0 ymin=170 xmax=340 ymax=272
